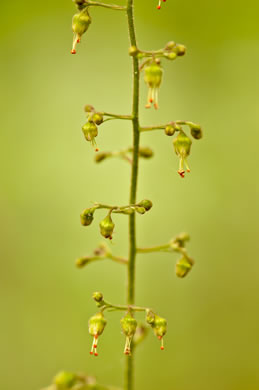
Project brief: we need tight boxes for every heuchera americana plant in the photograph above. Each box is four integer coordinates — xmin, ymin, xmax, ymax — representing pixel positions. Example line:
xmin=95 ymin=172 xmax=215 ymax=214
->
xmin=43 ymin=1 xmax=202 ymax=389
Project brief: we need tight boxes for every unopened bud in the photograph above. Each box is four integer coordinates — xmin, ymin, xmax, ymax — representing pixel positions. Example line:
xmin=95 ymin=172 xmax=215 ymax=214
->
xmin=190 ymin=123 xmax=202 ymax=140
xmin=165 ymin=41 xmax=176 ymax=50
xmin=135 ymin=206 xmax=146 ymax=215
xmin=165 ymin=124 xmax=175 ymax=136
xmin=129 ymin=46 xmax=138 ymax=56
xmin=175 ymin=44 xmax=186 ymax=56
xmin=84 ymin=104 xmax=95 ymax=113
xmin=146 ymin=310 xmax=156 ymax=325
xmin=175 ymin=257 xmax=194 ymax=278
xmin=80 ymin=208 xmax=95 ymax=226
xmin=54 ymin=371 xmax=77 ymax=389
xmin=139 ymin=146 xmax=154 ymax=158
xmin=99 ymin=213 xmax=115 ymax=239
xmin=91 ymin=113 xmax=103 ymax=125
xmin=137 ymin=199 xmax=153 ymax=211
xmin=165 ymin=52 xmax=177 ymax=60
xmin=92 ymin=291 xmax=104 ymax=303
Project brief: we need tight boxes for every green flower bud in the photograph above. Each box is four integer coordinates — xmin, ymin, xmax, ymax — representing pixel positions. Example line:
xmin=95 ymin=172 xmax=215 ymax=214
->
xmin=165 ymin=52 xmax=177 ymax=60
xmin=129 ymin=46 xmax=138 ymax=56
xmin=84 ymin=104 xmax=95 ymax=113
xmin=165 ymin=124 xmax=175 ymax=136
xmin=91 ymin=112 xmax=104 ymax=125
xmin=138 ymin=146 xmax=154 ymax=159
xmin=71 ymin=10 xmax=92 ymax=54
xmin=146 ymin=310 xmax=156 ymax=325
xmin=137 ymin=199 xmax=153 ymax=211
xmin=94 ymin=152 xmax=110 ymax=163
xmin=99 ymin=213 xmax=115 ymax=239
xmin=190 ymin=123 xmax=203 ymax=140
xmin=175 ymin=44 xmax=186 ymax=56
xmin=121 ymin=313 xmax=137 ymax=355
xmin=173 ymin=131 xmax=192 ymax=178
xmin=175 ymin=256 xmax=194 ymax=278
xmin=89 ymin=313 xmax=107 ymax=356
xmin=165 ymin=41 xmax=176 ymax=50
xmin=144 ymin=60 xmax=163 ymax=109
xmin=135 ymin=206 xmax=146 ymax=215
xmin=54 ymin=371 xmax=77 ymax=389
xmin=80 ymin=207 xmax=95 ymax=226
xmin=92 ymin=291 xmax=104 ymax=303
xmin=82 ymin=122 xmax=99 ymax=151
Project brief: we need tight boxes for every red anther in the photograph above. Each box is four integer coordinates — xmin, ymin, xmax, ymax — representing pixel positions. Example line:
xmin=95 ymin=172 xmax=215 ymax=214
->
xmin=124 ymin=350 xmax=130 ymax=355
xmin=186 ymin=169 xmax=191 ymax=173
xmin=158 ymin=336 xmax=162 ymax=340
xmin=90 ymin=351 xmax=93 ymax=355
xmin=77 ymin=39 xmax=80 ymax=43
xmin=163 ymin=0 xmax=166 ymax=2
xmin=149 ymin=98 xmax=153 ymax=103
xmin=157 ymin=5 xmax=161 ymax=9
xmin=71 ymin=49 xmax=76 ymax=54
xmin=154 ymin=103 xmax=158 ymax=110
xmin=145 ymin=104 xmax=151 ymax=109
xmin=160 ymin=346 xmax=165 ymax=350
xmin=94 ymin=352 xmax=98 ymax=356
xmin=109 ymin=236 xmax=112 ymax=240
xmin=95 ymin=148 xmax=99 ymax=152
xmin=178 ymin=171 xmax=185 ymax=178
xmin=94 ymin=344 xmax=97 ymax=348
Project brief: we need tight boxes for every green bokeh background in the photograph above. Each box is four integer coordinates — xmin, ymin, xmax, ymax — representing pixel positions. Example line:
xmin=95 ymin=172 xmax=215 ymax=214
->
xmin=1 ymin=1 xmax=259 ymax=389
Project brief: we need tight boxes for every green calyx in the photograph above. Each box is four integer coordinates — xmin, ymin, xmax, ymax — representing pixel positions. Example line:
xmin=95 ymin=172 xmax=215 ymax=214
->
xmin=80 ymin=207 xmax=95 ymax=226
xmin=121 ymin=313 xmax=137 ymax=337
xmin=72 ymin=10 xmax=91 ymax=36
xmin=99 ymin=213 xmax=115 ymax=239
xmin=190 ymin=123 xmax=203 ymax=139
xmin=144 ymin=60 xmax=163 ymax=89
xmin=88 ymin=313 xmax=107 ymax=337
xmin=153 ymin=316 xmax=167 ymax=339
xmin=53 ymin=371 xmax=77 ymax=389
xmin=175 ymin=256 xmax=194 ymax=278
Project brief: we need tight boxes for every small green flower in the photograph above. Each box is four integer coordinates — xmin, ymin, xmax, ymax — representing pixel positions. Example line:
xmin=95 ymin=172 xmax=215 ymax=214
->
xmin=121 ymin=313 xmax=137 ymax=355
xmin=173 ymin=131 xmax=192 ymax=178
xmin=89 ymin=313 xmax=107 ymax=356
xmin=71 ymin=10 xmax=91 ymax=54
xmin=144 ymin=60 xmax=163 ymax=109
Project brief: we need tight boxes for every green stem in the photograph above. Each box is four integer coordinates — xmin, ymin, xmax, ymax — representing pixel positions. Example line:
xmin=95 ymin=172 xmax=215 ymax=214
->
xmin=126 ymin=0 xmax=140 ymax=390
xmin=137 ymin=244 xmax=171 ymax=253
xmin=84 ymin=0 xmax=126 ymax=10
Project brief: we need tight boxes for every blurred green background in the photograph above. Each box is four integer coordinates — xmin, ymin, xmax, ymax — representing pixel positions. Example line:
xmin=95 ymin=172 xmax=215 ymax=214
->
xmin=1 ymin=1 xmax=259 ymax=389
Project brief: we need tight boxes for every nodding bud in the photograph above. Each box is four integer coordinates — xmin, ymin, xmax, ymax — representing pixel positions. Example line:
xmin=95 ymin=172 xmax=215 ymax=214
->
xmin=144 ymin=60 xmax=163 ymax=110
xmin=92 ymin=291 xmax=104 ymax=303
xmin=175 ymin=44 xmax=186 ymax=56
xmin=146 ymin=310 xmax=156 ymax=326
xmin=54 ymin=371 xmax=77 ymax=389
xmin=165 ymin=123 xmax=182 ymax=136
xmin=89 ymin=313 xmax=107 ymax=356
xmin=135 ymin=206 xmax=146 ymax=215
xmin=165 ymin=41 xmax=176 ymax=50
xmin=157 ymin=0 xmax=167 ymax=9
xmin=84 ymin=104 xmax=95 ymax=113
xmin=129 ymin=46 xmax=138 ymax=56
xmin=80 ymin=208 xmax=95 ymax=226
xmin=95 ymin=152 xmax=110 ymax=163
xmin=99 ymin=213 xmax=115 ymax=239
xmin=165 ymin=52 xmax=177 ymax=60
xmin=121 ymin=313 xmax=137 ymax=355
xmin=71 ymin=10 xmax=91 ymax=54
xmin=173 ymin=131 xmax=192 ymax=178
xmin=139 ymin=147 xmax=154 ymax=159
xmin=190 ymin=123 xmax=203 ymax=140
xmin=90 ymin=113 xmax=104 ymax=125
xmin=137 ymin=199 xmax=153 ymax=211
xmin=175 ymin=256 xmax=194 ymax=278
xmin=82 ymin=122 xmax=99 ymax=151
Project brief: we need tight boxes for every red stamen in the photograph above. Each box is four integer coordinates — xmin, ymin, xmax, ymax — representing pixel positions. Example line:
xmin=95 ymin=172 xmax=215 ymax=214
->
xmin=71 ymin=49 xmax=76 ymax=55
xmin=157 ymin=5 xmax=161 ymax=9
xmin=149 ymin=98 xmax=153 ymax=103
xmin=95 ymin=148 xmax=99 ymax=152
xmin=94 ymin=344 xmax=97 ymax=348
xmin=160 ymin=346 xmax=165 ymax=350
xmin=77 ymin=38 xmax=80 ymax=43
xmin=90 ymin=351 xmax=93 ymax=355
xmin=94 ymin=352 xmax=98 ymax=356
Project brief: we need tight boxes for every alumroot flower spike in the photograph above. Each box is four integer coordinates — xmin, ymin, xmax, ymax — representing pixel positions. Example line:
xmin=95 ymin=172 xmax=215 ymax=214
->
xmin=144 ymin=59 xmax=163 ymax=109
xmin=88 ymin=313 xmax=107 ymax=356
xmin=71 ymin=9 xmax=91 ymax=54
xmin=121 ymin=313 xmax=137 ymax=355
xmin=157 ymin=0 xmax=166 ymax=10
xmin=173 ymin=131 xmax=192 ymax=178
xmin=99 ymin=212 xmax=115 ymax=239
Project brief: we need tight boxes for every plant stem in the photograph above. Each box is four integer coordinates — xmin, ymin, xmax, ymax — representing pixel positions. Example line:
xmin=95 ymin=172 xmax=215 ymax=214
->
xmin=126 ymin=1 xmax=140 ymax=390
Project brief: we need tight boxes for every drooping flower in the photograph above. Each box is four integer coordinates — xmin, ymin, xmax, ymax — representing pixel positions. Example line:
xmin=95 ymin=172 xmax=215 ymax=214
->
xmin=88 ymin=313 xmax=107 ymax=356
xmin=146 ymin=310 xmax=167 ymax=350
xmin=82 ymin=121 xmax=99 ymax=151
xmin=173 ymin=131 xmax=192 ymax=178
xmin=144 ymin=59 xmax=163 ymax=109
xmin=71 ymin=9 xmax=92 ymax=54
xmin=121 ymin=313 xmax=137 ymax=355
xmin=99 ymin=212 xmax=115 ymax=240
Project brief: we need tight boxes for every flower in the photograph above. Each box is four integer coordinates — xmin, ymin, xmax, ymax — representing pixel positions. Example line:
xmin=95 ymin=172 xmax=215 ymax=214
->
xmin=88 ymin=313 xmax=107 ymax=356
xmin=71 ymin=10 xmax=91 ymax=54
xmin=157 ymin=0 xmax=167 ymax=10
xmin=82 ymin=121 xmax=99 ymax=151
xmin=173 ymin=131 xmax=192 ymax=178
xmin=99 ymin=212 xmax=115 ymax=240
xmin=144 ymin=60 xmax=163 ymax=109
xmin=146 ymin=310 xmax=167 ymax=350
xmin=121 ymin=313 xmax=137 ymax=355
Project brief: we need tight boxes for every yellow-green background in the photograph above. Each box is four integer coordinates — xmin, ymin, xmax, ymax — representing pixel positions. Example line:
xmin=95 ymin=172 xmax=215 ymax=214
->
xmin=1 ymin=1 xmax=259 ymax=389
